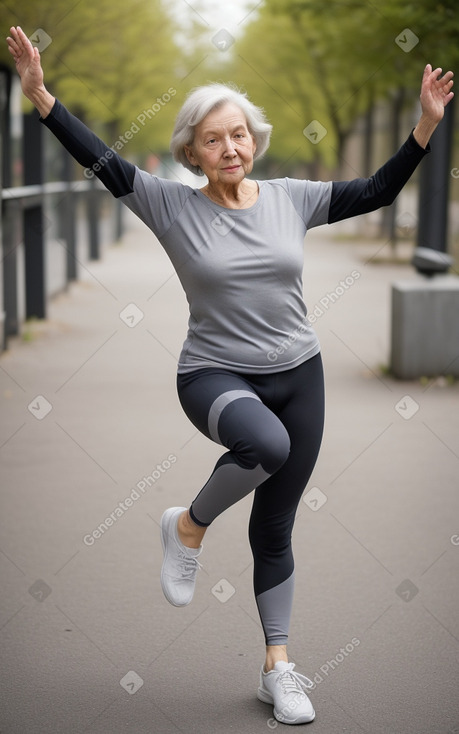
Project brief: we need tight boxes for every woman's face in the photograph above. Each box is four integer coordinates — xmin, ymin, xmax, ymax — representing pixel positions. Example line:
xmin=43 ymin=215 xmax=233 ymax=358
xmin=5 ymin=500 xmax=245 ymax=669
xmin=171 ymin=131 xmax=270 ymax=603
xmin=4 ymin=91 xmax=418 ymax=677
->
xmin=184 ymin=102 xmax=256 ymax=185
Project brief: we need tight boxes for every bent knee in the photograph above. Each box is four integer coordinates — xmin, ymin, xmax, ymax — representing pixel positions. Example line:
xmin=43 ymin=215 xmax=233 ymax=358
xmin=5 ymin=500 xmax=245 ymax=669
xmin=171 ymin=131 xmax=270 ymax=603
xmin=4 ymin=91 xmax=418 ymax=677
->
xmin=216 ymin=395 xmax=291 ymax=475
xmin=256 ymin=423 xmax=291 ymax=475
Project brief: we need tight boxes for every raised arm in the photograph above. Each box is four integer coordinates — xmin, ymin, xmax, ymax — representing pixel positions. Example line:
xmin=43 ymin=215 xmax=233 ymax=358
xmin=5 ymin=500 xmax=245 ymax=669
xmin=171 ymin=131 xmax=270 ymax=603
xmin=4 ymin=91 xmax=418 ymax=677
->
xmin=6 ymin=26 xmax=55 ymax=117
xmin=6 ymin=25 xmax=136 ymax=198
xmin=413 ymin=63 xmax=454 ymax=148
xmin=328 ymin=64 xmax=454 ymax=224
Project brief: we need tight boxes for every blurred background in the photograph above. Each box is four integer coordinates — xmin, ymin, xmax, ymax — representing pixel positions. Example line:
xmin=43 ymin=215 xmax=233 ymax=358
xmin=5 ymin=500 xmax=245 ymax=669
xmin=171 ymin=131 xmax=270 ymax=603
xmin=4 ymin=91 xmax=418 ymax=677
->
xmin=1 ymin=5 xmax=459 ymax=733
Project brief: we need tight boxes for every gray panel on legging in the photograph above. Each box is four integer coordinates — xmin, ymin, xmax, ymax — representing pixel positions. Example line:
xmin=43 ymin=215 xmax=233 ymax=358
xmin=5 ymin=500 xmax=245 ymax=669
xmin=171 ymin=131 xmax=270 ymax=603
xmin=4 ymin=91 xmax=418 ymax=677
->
xmin=256 ymin=571 xmax=295 ymax=646
xmin=191 ymin=462 xmax=270 ymax=526
xmin=208 ymin=390 xmax=261 ymax=444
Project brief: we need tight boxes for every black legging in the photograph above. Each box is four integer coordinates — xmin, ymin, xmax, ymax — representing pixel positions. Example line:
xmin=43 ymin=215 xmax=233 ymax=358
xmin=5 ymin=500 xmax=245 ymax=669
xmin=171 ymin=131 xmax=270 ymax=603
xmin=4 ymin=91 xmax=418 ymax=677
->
xmin=176 ymin=353 xmax=325 ymax=646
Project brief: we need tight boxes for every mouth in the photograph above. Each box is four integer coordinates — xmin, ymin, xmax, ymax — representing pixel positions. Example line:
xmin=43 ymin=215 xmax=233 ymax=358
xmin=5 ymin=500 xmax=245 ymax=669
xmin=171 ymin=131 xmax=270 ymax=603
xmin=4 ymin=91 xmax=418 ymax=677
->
xmin=222 ymin=165 xmax=241 ymax=172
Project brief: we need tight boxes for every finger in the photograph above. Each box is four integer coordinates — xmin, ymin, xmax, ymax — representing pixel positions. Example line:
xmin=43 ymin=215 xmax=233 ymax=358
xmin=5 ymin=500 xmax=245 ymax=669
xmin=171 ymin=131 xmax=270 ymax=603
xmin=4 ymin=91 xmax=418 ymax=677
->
xmin=436 ymin=79 xmax=454 ymax=100
xmin=8 ymin=27 xmax=18 ymax=50
xmin=13 ymin=26 xmax=33 ymax=54
xmin=9 ymin=26 xmax=23 ymax=45
xmin=438 ymin=70 xmax=454 ymax=86
xmin=18 ymin=26 xmax=32 ymax=50
xmin=422 ymin=65 xmax=442 ymax=90
xmin=6 ymin=43 xmax=19 ymax=60
xmin=426 ymin=66 xmax=443 ymax=84
xmin=444 ymin=91 xmax=454 ymax=106
xmin=6 ymin=41 xmax=22 ymax=63
xmin=8 ymin=26 xmax=25 ymax=54
xmin=6 ymin=36 xmax=20 ymax=55
xmin=6 ymin=31 xmax=22 ymax=51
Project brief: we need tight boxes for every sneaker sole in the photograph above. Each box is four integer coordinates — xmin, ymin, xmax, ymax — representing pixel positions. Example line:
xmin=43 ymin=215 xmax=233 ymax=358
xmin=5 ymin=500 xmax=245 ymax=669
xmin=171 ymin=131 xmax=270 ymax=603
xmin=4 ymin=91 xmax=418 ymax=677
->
xmin=257 ymin=686 xmax=316 ymax=724
xmin=257 ymin=687 xmax=274 ymax=705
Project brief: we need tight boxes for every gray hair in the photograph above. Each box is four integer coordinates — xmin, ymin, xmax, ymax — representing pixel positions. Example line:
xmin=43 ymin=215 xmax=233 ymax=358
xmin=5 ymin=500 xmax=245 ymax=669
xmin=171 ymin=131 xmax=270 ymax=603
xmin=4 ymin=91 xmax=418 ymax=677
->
xmin=170 ymin=83 xmax=272 ymax=176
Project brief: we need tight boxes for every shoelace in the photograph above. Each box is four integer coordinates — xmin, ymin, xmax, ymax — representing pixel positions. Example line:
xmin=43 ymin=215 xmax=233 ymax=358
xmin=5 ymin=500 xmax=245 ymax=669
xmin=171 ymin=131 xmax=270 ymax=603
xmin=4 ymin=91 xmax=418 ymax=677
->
xmin=278 ymin=666 xmax=314 ymax=696
xmin=177 ymin=550 xmax=203 ymax=579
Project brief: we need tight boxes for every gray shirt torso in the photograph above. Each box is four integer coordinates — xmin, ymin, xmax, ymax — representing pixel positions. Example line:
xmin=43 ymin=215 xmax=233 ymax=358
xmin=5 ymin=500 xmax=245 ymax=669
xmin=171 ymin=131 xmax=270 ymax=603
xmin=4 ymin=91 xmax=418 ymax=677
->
xmin=122 ymin=172 xmax=332 ymax=374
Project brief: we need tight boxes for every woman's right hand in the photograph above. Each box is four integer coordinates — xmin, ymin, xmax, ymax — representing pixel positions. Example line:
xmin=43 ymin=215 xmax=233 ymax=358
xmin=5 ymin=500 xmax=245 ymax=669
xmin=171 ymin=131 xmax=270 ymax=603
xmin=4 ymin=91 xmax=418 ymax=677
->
xmin=6 ymin=26 xmax=55 ymax=117
xmin=7 ymin=26 xmax=44 ymax=96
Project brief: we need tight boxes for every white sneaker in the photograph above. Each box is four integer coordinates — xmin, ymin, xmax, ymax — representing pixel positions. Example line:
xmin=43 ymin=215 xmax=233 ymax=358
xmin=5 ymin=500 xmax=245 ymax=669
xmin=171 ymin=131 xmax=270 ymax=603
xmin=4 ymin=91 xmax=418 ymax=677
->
xmin=257 ymin=661 xmax=315 ymax=724
xmin=160 ymin=507 xmax=203 ymax=607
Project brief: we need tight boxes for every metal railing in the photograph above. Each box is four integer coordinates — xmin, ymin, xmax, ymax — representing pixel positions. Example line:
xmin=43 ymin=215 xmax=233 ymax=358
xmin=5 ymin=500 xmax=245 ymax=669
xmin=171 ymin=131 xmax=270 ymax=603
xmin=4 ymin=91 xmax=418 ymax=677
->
xmin=0 ymin=81 xmax=127 ymax=354
xmin=1 ymin=176 xmax=122 ymax=351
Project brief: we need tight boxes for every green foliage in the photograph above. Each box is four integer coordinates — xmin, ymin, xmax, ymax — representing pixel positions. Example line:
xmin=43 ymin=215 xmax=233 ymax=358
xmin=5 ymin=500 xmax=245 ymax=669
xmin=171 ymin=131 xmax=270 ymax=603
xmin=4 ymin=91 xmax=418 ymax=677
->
xmin=1 ymin=0 xmax=181 ymax=153
xmin=2 ymin=0 xmax=458 ymax=169
xmin=197 ymin=0 xmax=459 ymax=169
xmin=223 ymin=1 xmax=399 ymax=167
xmin=380 ymin=0 xmax=459 ymax=71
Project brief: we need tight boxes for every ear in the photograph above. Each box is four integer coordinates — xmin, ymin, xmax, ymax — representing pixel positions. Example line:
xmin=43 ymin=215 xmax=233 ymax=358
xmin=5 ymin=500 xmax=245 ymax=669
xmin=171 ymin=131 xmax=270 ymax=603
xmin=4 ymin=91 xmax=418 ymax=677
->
xmin=184 ymin=145 xmax=198 ymax=166
xmin=251 ymin=134 xmax=257 ymax=155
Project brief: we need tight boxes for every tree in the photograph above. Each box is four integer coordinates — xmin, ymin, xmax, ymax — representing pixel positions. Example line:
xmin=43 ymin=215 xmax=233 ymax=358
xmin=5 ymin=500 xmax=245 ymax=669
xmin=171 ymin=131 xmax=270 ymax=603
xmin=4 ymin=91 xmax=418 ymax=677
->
xmin=220 ymin=0 xmax=458 ymax=175
xmin=225 ymin=0 xmax=403 ymax=173
xmin=0 ymin=0 xmax=182 ymax=155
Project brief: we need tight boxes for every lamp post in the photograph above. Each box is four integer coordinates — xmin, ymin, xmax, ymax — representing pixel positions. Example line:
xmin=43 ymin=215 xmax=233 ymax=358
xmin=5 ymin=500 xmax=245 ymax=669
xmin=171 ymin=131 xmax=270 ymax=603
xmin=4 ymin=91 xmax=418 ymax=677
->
xmin=412 ymin=96 xmax=455 ymax=276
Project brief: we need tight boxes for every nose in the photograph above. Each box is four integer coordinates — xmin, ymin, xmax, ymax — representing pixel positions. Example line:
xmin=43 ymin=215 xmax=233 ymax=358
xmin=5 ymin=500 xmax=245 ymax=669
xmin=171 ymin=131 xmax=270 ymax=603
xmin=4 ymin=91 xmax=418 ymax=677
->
xmin=222 ymin=135 xmax=237 ymax=157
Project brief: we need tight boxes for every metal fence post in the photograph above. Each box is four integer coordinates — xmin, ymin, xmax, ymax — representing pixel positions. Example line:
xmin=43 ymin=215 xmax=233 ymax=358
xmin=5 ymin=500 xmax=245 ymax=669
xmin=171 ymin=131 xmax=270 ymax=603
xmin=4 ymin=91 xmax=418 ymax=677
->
xmin=2 ymin=200 xmax=21 ymax=337
xmin=87 ymin=174 xmax=100 ymax=260
xmin=23 ymin=108 xmax=46 ymax=319
xmin=0 ymin=70 xmax=5 ymax=349
xmin=61 ymin=148 xmax=77 ymax=282
xmin=0 ymin=65 xmax=11 ymax=350
xmin=413 ymin=96 xmax=455 ymax=275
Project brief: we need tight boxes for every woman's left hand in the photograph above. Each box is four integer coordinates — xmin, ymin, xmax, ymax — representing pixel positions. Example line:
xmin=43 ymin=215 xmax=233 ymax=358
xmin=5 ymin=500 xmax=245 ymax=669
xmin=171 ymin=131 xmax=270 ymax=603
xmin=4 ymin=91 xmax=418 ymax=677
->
xmin=420 ymin=64 xmax=454 ymax=123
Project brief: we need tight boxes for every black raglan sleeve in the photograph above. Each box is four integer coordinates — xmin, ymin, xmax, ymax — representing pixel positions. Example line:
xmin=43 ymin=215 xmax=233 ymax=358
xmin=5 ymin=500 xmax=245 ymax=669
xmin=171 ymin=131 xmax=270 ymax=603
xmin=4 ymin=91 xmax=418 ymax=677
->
xmin=40 ymin=98 xmax=136 ymax=198
xmin=328 ymin=131 xmax=430 ymax=223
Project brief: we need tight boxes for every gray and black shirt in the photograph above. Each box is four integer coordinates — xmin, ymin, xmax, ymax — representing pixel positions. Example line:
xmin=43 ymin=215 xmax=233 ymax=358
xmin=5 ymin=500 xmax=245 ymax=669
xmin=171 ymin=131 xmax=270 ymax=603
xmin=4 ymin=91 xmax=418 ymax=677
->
xmin=41 ymin=100 xmax=429 ymax=374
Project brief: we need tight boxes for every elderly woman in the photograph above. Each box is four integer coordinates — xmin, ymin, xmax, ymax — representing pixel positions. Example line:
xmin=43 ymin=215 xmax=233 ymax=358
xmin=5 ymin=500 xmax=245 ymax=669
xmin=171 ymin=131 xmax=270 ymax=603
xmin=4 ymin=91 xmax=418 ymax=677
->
xmin=7 ymin=26 xmax=453 ymax=726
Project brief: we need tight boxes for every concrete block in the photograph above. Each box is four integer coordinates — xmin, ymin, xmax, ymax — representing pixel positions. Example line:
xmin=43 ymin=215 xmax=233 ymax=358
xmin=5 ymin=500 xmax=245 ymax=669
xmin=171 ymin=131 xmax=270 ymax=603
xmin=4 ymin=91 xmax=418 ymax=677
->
xmin=390 ymin=276 xmax=459 ymax=379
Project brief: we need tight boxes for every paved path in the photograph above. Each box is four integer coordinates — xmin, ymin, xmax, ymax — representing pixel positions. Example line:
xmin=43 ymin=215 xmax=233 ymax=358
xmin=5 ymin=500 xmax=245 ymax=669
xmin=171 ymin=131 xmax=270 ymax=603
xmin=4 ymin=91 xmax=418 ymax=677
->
xmin=1 ymin=208 xmax=459 ymax=734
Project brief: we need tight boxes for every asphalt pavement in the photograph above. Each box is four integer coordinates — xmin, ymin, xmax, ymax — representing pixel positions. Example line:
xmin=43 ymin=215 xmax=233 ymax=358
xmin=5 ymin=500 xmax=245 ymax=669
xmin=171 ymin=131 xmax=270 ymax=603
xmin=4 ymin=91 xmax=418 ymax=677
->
xmin=1 ymin=206 xmax=459 ymax=734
